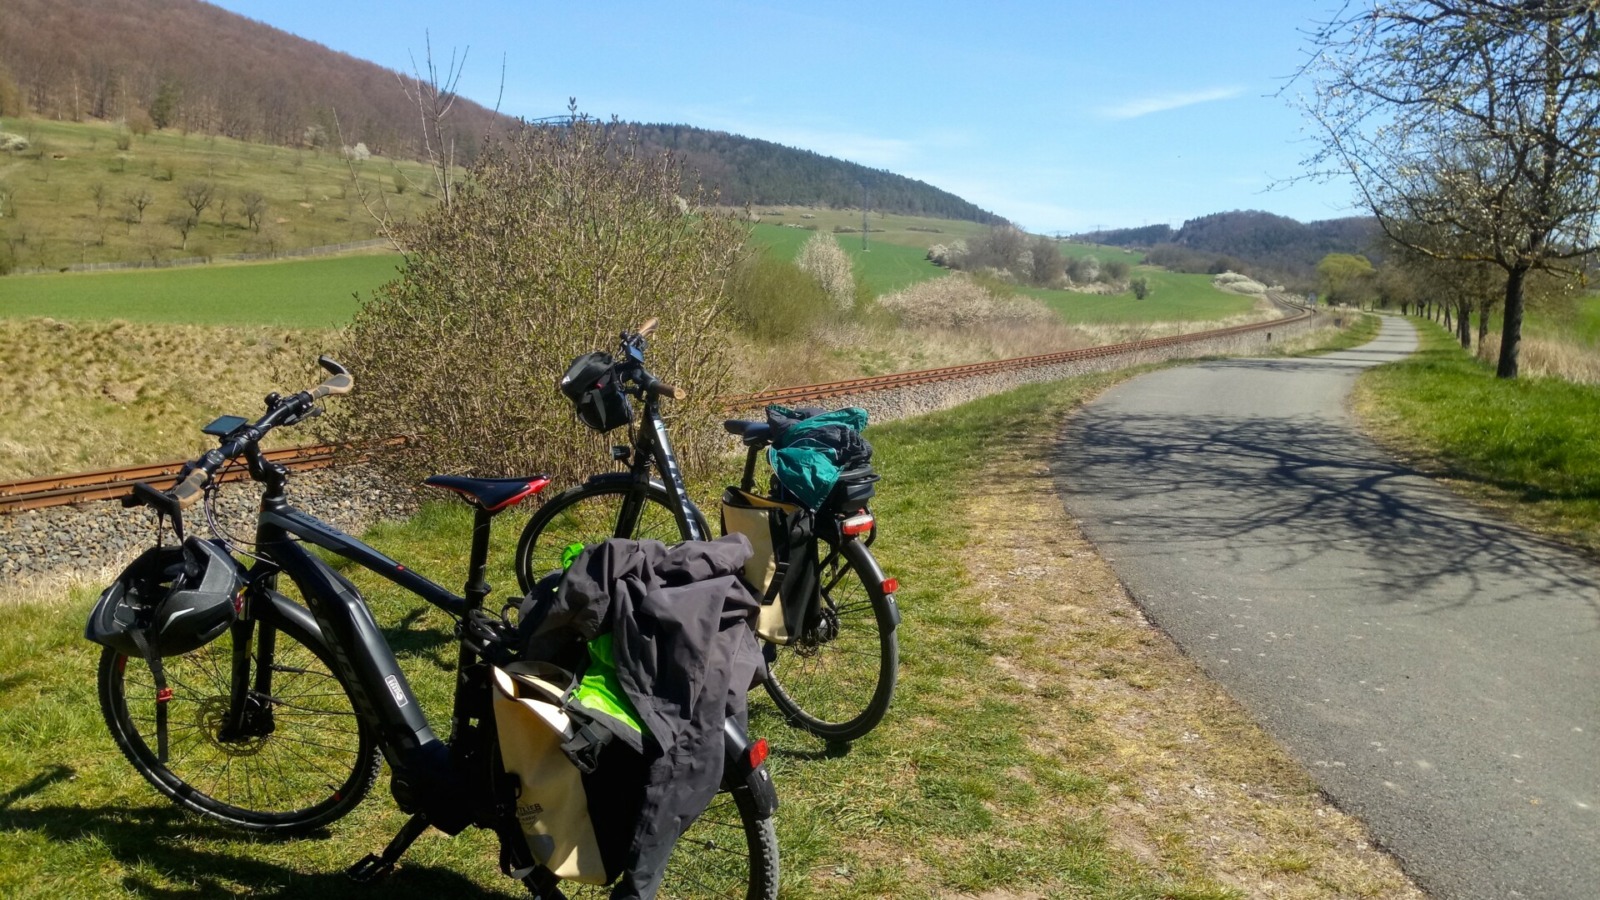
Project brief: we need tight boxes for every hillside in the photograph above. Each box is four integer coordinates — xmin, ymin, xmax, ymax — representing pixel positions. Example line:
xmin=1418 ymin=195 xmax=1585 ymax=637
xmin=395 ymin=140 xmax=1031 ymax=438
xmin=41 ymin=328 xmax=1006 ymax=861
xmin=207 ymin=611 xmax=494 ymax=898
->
xmin=635 ymin=125 xmax=1005 ymax=223
xmin=0 ymin=0 xmax=999 ymax=224
xmin=1074 ymin=210 xmax=1379 ymax=287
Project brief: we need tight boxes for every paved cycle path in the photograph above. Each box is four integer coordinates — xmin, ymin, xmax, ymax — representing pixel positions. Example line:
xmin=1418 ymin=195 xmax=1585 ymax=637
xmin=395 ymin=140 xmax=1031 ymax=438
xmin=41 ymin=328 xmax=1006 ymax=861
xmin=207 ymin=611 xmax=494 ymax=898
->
xmin=1055 ymin=317 xmax=1598 ymax=900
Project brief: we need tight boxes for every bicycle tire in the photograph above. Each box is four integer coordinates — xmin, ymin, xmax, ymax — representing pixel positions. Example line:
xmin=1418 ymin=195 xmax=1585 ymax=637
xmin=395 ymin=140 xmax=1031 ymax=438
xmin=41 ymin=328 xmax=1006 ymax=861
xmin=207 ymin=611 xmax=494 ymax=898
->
xmin=762 ymin=538 xmax=898 ymax=743
xmin=514 ymin=481 xmax=698 ymax=594
xmin=541 ymin=775 xmax=779 ymax=900
xmin=97 ymin=609 xmax=380 ymax=835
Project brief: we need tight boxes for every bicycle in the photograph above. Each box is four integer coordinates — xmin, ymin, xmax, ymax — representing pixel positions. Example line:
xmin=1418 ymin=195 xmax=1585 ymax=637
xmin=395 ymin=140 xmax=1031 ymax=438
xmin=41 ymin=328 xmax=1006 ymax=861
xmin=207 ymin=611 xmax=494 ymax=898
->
xmin=513 ymin=322 xmax=900 ymax=744
xmin=88 ymin=356 xmax=779 ymax=899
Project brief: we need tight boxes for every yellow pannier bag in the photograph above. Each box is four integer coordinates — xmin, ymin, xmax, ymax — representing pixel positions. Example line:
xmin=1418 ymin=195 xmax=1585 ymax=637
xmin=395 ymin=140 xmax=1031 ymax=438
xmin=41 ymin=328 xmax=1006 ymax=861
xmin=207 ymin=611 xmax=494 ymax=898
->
xmin=720 ymin=487 xmax=809 ymax=644
xmin=491 ymin=662 xmax=607 ymax=884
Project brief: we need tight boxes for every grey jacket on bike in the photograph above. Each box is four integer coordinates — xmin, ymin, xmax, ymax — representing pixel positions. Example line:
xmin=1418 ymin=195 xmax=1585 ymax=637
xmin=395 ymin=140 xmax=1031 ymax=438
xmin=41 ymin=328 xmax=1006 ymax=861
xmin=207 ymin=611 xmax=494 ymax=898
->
xmin=522 ymin=534 xmax=764 ymax=899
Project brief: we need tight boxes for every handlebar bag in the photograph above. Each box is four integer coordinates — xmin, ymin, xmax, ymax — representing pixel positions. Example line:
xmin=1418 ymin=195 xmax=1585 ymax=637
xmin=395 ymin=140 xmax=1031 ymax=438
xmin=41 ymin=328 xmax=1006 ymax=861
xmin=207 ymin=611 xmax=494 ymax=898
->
xmin=719 ymin=487 xmax=819 ymax=645
xmin=492 ymin=663 xmax=609 ymax=885
xmin=560 ymin=351 xmax=634 ymax=433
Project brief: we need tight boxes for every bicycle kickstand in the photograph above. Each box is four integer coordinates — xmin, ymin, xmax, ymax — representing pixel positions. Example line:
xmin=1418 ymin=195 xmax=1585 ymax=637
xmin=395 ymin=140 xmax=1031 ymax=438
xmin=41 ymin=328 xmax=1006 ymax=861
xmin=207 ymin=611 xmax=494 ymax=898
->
xmin=347 ymin=812 xmax=430 ymax=883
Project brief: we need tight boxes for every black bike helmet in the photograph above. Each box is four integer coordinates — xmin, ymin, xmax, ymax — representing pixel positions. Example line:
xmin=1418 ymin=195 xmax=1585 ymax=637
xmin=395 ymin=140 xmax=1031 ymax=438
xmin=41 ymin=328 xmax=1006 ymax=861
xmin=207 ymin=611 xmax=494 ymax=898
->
xmin=560 ymin=351 xmax=634 ymax=433
xmin=86 ymin=538 xmax=243 ymax=657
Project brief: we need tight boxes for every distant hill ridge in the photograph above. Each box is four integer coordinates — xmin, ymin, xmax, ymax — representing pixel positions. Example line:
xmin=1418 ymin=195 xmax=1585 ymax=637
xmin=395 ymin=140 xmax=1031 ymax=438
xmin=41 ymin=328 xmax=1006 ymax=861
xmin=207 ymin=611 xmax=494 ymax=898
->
xmin=0 ymin=0 xmax=1000 ymax=223
xmin=1074 ymin=210 xmax=1379 ymax=287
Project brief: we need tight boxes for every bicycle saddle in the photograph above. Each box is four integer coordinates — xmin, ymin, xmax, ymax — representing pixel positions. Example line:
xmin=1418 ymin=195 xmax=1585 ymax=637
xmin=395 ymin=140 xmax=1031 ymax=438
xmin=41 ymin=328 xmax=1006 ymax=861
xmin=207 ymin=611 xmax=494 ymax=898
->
xmin=424 ymin=475 xmax=551 ymax=513
xmin=722 ymin=420 xmax=772 ymax=448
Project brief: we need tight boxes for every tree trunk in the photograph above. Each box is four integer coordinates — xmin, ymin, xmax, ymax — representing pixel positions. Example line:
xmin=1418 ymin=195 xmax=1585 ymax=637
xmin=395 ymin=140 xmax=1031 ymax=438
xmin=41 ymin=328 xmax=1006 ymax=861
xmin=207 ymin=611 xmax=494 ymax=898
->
xmin=1496 ymin=265 xmax=1528 ymax=378
xmin=1443 ymin=305 xmax=1453 ymax=332
xmin=1478 ymin=301 xmax=1490 ymax=349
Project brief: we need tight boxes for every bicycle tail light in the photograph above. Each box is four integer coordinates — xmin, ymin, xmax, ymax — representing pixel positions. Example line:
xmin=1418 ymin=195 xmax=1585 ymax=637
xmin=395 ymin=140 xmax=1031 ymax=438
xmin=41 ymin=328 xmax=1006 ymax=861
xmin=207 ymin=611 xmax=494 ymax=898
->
xmin=841 ymin=512 xmax=874 ymax=536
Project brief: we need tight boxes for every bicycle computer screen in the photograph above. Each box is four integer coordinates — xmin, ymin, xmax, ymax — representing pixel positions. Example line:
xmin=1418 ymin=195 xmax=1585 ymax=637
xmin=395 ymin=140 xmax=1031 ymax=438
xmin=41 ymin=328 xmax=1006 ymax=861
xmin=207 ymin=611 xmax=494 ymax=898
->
xmin=202 ymin=415 xmax=249 ymax=437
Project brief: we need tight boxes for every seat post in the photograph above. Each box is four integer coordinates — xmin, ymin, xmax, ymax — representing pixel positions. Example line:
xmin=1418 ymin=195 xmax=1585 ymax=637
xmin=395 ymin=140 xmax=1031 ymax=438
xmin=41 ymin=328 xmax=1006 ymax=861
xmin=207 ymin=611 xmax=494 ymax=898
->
xmin=740 ymin=445 xmax=761 ymax=492
xmin=463 ymin=507 xmax=494 ymax=611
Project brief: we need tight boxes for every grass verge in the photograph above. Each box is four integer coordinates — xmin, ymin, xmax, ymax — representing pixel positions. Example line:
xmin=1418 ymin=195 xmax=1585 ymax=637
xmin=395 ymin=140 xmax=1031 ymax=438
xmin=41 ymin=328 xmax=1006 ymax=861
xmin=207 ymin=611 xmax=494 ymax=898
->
xmin=1353 ymin=316 xmax=1600 ymax=556
xmin=1 ymin=344 xmax=1418 ymax=897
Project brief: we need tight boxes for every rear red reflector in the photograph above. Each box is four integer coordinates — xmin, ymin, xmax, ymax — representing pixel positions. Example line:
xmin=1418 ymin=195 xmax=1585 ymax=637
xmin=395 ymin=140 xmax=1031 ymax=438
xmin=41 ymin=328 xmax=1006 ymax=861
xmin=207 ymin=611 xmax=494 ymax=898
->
xmin=881 ymin=577 xmax=898 ymax=594
xmin=157 ymin=688 xmax=174 ymax=703
xmin=747 ymin=737 xmax=769 ymax=769
xmin=841 ymin=513 xmax=874 ymax=536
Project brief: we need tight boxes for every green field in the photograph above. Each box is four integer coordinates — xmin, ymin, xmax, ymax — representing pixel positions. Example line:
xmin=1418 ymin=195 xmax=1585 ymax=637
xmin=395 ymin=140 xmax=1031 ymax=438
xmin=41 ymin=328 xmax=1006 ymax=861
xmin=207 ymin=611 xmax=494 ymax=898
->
xmin=1031 ymin=268 xmax=1260 ymax=324
xmin=748 ymin=222 xmax=949 ymax=297
xmin=2 ymin=239 xmax=1255 ymax=330
xmin=0 ymin=253 xmax=400 ymax=327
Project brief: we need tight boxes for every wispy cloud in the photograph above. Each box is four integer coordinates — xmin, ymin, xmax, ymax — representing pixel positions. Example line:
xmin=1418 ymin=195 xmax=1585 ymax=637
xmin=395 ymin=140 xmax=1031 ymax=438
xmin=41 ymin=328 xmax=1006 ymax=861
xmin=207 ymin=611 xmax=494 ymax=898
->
xmin=1099 ymin=87 xmax=1244 ymax=120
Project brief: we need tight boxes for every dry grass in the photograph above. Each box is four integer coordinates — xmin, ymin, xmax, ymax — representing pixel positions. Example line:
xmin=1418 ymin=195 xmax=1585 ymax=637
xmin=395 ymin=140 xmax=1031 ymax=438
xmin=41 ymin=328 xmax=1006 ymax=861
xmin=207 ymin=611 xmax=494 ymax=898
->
xmin=1475 ymin=331 xmax=1600 ymax=383
xmin=0 ymin=318 xmax=329 ymax=479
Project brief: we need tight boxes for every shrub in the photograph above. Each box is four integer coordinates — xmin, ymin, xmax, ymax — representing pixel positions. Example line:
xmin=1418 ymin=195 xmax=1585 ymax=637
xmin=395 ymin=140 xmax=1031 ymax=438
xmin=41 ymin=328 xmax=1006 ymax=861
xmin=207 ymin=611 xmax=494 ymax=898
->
xmin=878 ymin=273 xmax=1056 ymax=329
xmin=1102 ymin=258 xmax=1130 ymax=282
xmin=797 ymin=231 xmax=856 ymax=310
xmin=337 ymin=116 xmax=746 ymax=485
xmin=1131 ymin=277 xmax=1150 ymax=300
xmin=1066 ymin=255 xmax=1100 ymax=283
xmin=727 ymin=252 xmax=831 ymax=342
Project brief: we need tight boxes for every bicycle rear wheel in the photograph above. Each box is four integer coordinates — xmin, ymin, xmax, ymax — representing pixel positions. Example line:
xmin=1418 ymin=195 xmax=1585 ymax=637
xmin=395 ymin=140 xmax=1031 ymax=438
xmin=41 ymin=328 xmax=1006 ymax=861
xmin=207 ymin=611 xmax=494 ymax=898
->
xmin=514 ymin=481 xmax=696 ymax=594
xmin=762 ymin=538 xmax=898 ymax=743
xmin=540 ymin=778 xmax=779 ymax=900
xmin=98 ymin=610 xmax=380 ymax=835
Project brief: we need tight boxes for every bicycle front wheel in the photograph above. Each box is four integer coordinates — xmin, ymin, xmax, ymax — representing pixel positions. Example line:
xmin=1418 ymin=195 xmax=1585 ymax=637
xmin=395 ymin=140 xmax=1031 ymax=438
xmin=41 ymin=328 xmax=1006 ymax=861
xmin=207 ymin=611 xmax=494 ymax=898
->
xmin=542 ymin=779 xmax=779 ymax=900
xmin=514 ymin=481 xmax=693 ymax=593
xmin=97 ymin=612 xmax=380 ymax=835
xmin=762 ymin=538 xmax=898 ymax=743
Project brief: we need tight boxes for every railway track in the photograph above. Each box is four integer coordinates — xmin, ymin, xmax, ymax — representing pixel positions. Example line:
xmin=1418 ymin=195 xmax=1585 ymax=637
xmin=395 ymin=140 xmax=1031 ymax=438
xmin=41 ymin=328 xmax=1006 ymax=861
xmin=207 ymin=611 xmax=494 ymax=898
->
xmin=1 ymin=300 xmax=1313 ymax=514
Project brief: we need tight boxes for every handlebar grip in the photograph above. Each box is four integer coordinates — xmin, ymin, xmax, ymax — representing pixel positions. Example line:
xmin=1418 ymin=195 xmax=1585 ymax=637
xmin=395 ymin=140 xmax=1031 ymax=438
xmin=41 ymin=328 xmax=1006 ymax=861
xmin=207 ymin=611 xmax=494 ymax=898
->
xmin=637 ymin=317 xmax=659 ymax=338
xmin=171 ymin=468 xmax=210 ymax=508
xmin=656 ymin=383 xmax=686 ymax=401
xmin=311 ymin=372 xmax=353 ymax=399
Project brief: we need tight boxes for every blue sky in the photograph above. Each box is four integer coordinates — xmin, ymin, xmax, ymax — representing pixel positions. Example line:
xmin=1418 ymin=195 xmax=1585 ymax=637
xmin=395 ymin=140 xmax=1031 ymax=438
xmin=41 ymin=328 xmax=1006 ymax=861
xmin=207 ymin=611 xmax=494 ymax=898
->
xmin=208 ymin=0 xmax=1357 ymax=234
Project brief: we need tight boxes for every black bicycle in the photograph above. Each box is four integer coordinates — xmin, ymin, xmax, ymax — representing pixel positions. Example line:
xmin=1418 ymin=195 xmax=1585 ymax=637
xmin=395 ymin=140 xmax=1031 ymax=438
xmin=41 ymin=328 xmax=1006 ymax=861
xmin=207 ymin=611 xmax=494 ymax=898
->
xmin=513 ymin=322 xmax=900 ymax=743
xmin=90 ymin=357 xmax=779 ymax=899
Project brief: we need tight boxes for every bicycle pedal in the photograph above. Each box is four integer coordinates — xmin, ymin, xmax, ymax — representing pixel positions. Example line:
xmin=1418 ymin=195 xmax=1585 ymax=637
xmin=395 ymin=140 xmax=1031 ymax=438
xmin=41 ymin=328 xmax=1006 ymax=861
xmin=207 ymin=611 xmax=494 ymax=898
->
xmin=345 ymin=853 xmax=394 ymax=883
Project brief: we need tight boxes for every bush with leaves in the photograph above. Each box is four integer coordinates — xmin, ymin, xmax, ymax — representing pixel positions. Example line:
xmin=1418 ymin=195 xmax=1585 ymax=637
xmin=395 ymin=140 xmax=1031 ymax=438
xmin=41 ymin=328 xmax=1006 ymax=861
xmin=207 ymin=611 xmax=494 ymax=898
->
xmin=727 ymin=251 xmax=832 ymax=341
xmin=337 ymin=116 xmax=747 ymax=486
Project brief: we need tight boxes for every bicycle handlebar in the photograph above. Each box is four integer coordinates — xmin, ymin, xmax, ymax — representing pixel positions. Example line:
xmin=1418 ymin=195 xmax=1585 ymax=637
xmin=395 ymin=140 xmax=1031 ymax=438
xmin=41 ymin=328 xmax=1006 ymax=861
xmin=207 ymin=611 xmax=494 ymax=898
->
xmin=136 ymin=357 xmax=355 ymax=510
xmin=617 ymin=319 xmax=686 ymax=401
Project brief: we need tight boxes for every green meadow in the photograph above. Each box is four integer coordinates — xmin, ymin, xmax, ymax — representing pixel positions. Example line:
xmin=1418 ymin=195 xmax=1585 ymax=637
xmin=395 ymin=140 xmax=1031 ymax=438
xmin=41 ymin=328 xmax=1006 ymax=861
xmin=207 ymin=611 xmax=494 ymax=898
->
xmin=1 ymin=253 xmax=400 ymax=327
xmin=1030 ymin=269 xmax=1260 ymax=324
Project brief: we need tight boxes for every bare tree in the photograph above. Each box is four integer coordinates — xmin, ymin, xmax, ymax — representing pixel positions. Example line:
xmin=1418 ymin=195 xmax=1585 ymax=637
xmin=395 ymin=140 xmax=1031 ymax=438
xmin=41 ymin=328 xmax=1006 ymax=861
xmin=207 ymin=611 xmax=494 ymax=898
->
xmin=166 ymin=212 xmax=198 ymax=250
xmin=1295 ymin=1 xmax=1600 ymax=377
xmin=398 ymin=33 xmax=468 ymax=209
xmin=240 ymin=190 xmax=267 ymax=232
xmin=123 ymin=188 xmax=152 ymax=224
xmin=181 ymin=179 xmax=215 ymax=222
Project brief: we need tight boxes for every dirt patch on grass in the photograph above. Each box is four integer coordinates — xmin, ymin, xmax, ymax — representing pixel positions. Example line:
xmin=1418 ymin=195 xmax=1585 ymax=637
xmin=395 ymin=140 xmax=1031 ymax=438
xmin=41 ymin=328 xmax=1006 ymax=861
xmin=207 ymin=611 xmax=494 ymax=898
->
xmin=961 ymin=426 xmax=1424 ymax=897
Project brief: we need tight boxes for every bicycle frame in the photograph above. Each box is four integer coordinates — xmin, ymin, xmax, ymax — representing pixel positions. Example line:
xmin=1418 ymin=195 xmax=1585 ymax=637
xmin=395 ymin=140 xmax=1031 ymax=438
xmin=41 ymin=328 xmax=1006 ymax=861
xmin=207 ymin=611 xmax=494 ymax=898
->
xmin=233 ymin=445 xmax=487 ymax=830
xmin=612 ymin=394 xmax=709 ymax=542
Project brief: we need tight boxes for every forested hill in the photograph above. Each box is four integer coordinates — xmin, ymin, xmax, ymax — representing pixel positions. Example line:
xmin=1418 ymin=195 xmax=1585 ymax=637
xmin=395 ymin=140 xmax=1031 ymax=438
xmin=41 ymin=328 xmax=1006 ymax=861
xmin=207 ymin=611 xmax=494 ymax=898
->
xmin=0 ymin=0 xmax=1000 ymax=224
xmin=1074 ymin=210 xmax=1379 ymax=286
xmin=633 ymin=125 xmax=1006 ymax=223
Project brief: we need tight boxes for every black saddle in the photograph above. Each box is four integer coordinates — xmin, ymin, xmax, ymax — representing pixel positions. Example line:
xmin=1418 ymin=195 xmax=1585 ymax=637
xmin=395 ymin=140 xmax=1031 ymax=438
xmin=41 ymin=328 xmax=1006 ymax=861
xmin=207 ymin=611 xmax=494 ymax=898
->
xmin=423 ymin=475 xmax=550 ymax=513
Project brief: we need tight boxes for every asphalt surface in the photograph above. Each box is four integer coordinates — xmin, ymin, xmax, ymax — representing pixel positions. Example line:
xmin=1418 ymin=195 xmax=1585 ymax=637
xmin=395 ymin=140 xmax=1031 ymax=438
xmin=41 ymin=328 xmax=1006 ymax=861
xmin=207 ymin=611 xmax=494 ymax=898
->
xmin=1055 ymin=317 xmax=1598 ymax=900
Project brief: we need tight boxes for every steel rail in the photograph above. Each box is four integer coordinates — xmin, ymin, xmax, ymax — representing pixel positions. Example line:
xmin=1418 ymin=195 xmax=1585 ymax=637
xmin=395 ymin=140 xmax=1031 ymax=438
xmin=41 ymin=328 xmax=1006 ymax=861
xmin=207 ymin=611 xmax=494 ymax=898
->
xmin=0 ymin=299 xmax=1312 ymax=514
